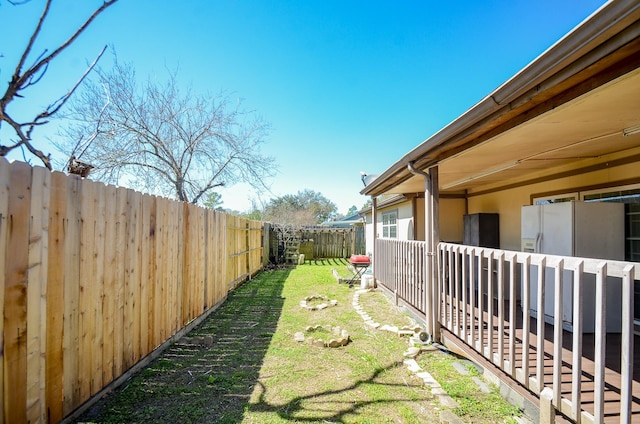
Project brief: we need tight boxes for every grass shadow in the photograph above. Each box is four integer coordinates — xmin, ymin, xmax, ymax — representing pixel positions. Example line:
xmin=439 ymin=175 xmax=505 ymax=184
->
xmin=247 ymin=362 xmax=434 ymax=422
xmin=308 ymin=257 xmax=349 ymax=266
xmin=76 ymin=269 xmax=290 ymax=423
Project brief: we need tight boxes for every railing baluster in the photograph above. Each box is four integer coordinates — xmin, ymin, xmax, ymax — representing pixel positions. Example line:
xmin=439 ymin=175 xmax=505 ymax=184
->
xmin=535 ymin=257 xmax=546 ymax=393
xmin=454 ymin=245 xmax=461 ymax=336
xmin=487 ymin=251 xmax=494 ymax=361
xmin=521 ymin=255 xmax=531 ymax=389
xmin=497 ymin=252 xmax=505 ymax=368
xmin=469 ymin=249 xmax=476 ymax=347
xmin=447 ymin=245 xmax=454 ymax=330
xmin=594 ymin=262 xmax=607 ymax=424
xmin=508 ymin=254 xmax=516 ymax=378
xmin=620 ymin=264 xmax=634 ymax=423
xmin=571 ymin=260 xmax=583 ymax=422
xmin=553 ymin=259 xmax=563 ymax=407
xmin=461 ymin=247 xmax=468 ymax=343
xmin=477 ymin=248 xmax=484 ymax=353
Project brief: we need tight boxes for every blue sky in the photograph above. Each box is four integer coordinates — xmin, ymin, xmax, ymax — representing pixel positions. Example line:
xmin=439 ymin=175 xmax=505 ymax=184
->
xmin=1 ymin=0 xmax=608 ymax=214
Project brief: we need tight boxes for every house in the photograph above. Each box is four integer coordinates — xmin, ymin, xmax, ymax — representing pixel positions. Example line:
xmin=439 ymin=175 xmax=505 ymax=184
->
xmin=360 ymin=2 xmax=640 ymax=422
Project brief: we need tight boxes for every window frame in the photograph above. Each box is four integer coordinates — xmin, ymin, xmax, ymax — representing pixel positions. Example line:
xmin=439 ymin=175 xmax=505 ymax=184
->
xmin=381 ymin=210 xmax=398 ymax=239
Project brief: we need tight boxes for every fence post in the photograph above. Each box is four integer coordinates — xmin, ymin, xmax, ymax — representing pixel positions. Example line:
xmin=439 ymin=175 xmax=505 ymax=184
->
xmin=540 ymin=387 xmax=556 ymax=423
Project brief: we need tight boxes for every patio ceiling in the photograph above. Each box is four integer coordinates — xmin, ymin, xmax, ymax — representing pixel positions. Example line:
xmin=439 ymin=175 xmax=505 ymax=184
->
xmin=385 ymin=68 xmax=640 ymax=195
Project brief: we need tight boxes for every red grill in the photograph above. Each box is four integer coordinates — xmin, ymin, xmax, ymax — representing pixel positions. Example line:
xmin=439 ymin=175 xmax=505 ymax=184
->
xmin=349 ymin=255 xmax=370 ymax=265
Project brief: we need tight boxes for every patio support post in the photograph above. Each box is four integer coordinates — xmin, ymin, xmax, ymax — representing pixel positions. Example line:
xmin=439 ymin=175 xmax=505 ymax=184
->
xmin=428 ymin=166 xmax=441 ymax=340
xmin=408 ymin=162 xmax=440 ymax=340
xmin=371 ymin=196 xmax=378 ymax=287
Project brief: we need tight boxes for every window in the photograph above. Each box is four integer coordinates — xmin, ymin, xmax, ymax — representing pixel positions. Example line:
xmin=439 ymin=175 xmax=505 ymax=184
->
xmin=381 ymin=211 xmax=397 ymax=239
xmin=533 ymin=193 xmax=578 ymax=205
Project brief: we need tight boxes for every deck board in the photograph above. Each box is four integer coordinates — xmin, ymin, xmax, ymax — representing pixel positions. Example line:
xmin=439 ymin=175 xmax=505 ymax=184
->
xmin=441 ymin=295 xmax=640 ymax=423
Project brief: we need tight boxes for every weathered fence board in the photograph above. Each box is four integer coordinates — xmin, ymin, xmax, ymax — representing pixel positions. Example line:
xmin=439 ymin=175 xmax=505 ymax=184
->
xmin=6 ymin=161 xmax=32 ymax=423
xmin=0 ymin=158 xmax=263 ymax=423
xmin=298 ymin=227 xmax=365 ymax=259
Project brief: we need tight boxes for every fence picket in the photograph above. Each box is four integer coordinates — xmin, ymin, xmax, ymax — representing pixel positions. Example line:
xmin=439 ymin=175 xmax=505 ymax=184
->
xmin=26 ymin=166 xmax=50 ymax=424
xmin=46 ymin=171 xmax=67 ymax=423
xmin=0 ymin=160 xmax=7 ymax=422
xmin=78 ymin=178 xmax=95 ymax=402
xmin=139 ymin=194 xmax=152 ymax=357
xmin=62 ymin=174 xmax=82 ymax=415
xmin=92 ymin=181 xmax=106 ymax=396
xmin=102 ymin=184 xmax=117 ymax=387
xmin=0 ymin=159 xmax=264 ymax=421
xmin=4 ymin=161 xmax=32 ymax=423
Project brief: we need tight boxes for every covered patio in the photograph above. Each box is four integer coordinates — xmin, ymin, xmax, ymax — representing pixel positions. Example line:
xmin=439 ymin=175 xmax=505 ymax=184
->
xmin=363 ymin=3 xmax=640 ymax=422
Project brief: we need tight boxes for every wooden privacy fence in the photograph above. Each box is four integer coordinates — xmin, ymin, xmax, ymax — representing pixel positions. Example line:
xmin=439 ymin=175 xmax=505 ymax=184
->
xmin=299 ymin=226 xmax=364 ymax=259
xmin=0 ymin=159 xmax=263 ymax=423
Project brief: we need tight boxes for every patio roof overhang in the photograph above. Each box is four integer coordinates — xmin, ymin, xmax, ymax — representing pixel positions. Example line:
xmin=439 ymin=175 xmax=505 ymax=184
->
xmin=361 ymin=1 xmax=640 ymax=198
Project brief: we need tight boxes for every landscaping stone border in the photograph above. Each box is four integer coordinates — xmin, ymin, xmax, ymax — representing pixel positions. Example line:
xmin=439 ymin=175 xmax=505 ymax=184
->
xmin=351 ymin=289 xmax=461 ymax=417
xmin=351 ymin=288 xmax=533 ymax=424
xmin=293 ymin=324 xmax=351 ymax=348
xmin=299 ymin=295 xmax=338 ymax=311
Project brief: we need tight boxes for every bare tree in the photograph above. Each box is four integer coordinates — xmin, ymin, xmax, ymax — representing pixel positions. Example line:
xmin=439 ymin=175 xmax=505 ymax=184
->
xmin=263 ymin=189 xmax=338 ymax=225
xmin=0 ymin=0 xmax=119 ymax=169
xmin=56 ymin=58 xmax=276 ymax=204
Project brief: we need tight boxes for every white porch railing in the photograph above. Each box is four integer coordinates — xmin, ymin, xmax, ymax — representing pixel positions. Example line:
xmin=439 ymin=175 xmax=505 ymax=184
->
xmin=373 ymin=238 xmax=639 ymax=423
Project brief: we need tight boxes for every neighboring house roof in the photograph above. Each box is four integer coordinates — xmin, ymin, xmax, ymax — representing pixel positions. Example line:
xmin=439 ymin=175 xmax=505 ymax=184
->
xmin=322 ymin=212 xmax=364 ymax=227
xmin=361 ymin=1 xmax=640 ymax=198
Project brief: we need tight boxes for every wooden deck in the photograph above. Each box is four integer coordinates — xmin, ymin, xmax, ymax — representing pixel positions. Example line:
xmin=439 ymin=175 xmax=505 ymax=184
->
xmin=442 ymin=297 xmax=640 ymax=423
xmin=374 ymin=239 xmax=640 ymax=422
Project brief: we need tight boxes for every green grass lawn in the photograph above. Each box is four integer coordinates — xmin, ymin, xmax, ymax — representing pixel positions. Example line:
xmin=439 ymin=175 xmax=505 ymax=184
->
xmin=76 ymin=260 xmax=522 ymax=423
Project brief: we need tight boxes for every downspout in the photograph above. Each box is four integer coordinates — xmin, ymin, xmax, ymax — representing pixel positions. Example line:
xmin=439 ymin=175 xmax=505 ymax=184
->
xmin=407 ymin=161 xmax=440 ymax=342
xmin=371 ymin=196 xmax=378 ymax=288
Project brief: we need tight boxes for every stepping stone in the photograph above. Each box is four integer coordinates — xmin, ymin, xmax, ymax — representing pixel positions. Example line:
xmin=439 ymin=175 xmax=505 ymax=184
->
xmin=452 ymin=361 xmax=470 ymax=375
xmin=472 ymin=376 xmax=492 ymax=394
xmin=294 ymin=332 xmax=305 ymax=342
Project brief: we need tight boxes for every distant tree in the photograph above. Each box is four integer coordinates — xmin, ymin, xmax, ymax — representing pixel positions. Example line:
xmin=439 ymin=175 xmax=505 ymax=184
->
xmin=263 ymin=189 xmax=337 ymax=225
xmin=240 ymin=199 xmax=263 ymax=220
xmin=0 ymin=0 xmax=118 ymax=168
xmin=203 ymin=192 xmax=223 ymax=210
xmin=346 ymin=205 xmax=358 ymax=216
xmin=55 ymin=57 xmax=276 ymax=204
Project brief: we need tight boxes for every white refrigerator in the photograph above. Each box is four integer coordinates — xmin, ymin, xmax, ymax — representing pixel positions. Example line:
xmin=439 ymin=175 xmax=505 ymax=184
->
xmin=521 ymin=201 xmax=624 ymax=332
